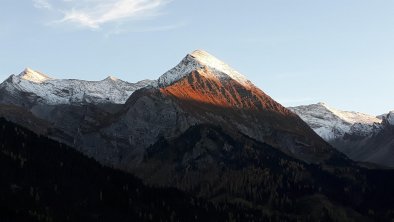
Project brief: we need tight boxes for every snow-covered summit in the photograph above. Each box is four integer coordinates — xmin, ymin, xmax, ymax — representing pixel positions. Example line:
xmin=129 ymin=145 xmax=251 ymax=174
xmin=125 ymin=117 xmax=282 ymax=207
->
xmin=19 ymin=68 xmax=51 ymax=83
xmin=104 ymin=76 xmax=120 ymax=82
xmin=288 ymin=103 xmax=381 ymax=141
xmin=158 ymin=50 xmax=252 ymax=87
xmin=1 ymin=68 xmax=155 ymax=105
xmin=318 ymin=102 xmax=381 ymax=125
xmin=189 ymin=50 xmax=251 ymax=86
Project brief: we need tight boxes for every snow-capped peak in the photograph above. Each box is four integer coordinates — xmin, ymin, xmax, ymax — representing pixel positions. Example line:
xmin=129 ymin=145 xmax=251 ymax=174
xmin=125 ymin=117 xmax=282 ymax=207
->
xmin=190 ymin=50 xmax=250 ymax=86
xmin=104 ymin=76 xmax=119 ymax=81
xmin=19 ymin=68 xmax=51 ymax=83
xmin=1 ymin=69 xmax=155 ymax=105
xmin=317 ymin=102 xmax=381 ymax=125
xmin=288 ymin=103 xmax=381 ymax=141
xmin=158 ymin=50 xmax=251 ymax=87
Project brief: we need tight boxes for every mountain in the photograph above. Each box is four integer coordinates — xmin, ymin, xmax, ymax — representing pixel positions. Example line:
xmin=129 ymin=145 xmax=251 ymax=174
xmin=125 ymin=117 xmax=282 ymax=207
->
xmin=0 ymin=50 xmax=340 ymax=167
xmin=341 ymin=111 xmax=394 ymax=167
xmin=288 ymin=103 xmax=381 ymax=141
xmin=289 ymin=103 xmax=394 ymax=167
xmin=0 ymin=68 xmax=155 ymax=105
xmin=119 ymin=50 xmax=342 ymax=166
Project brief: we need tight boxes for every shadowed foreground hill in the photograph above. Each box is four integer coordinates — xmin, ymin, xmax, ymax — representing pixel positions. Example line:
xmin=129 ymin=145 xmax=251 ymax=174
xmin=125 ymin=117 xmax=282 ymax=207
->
xmin=2 ymin=118 xmax=394 ymax=221
xmin=0 ymin=118 xmax=269 ymax=222
xmin=133 ymin=124 xmax=394 ymax=221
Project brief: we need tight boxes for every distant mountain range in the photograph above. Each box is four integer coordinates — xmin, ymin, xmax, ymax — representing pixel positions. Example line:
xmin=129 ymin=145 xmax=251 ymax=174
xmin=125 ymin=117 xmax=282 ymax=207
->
xmin=0 ymin=68 xmax=155 ymax=105
xmin=288 ymin=103 xmax=382 ymax=141
xmin=1 ymin=50 xmax=394 ymax=220
xmin=289 ymin=103 xmax=394 ymax=167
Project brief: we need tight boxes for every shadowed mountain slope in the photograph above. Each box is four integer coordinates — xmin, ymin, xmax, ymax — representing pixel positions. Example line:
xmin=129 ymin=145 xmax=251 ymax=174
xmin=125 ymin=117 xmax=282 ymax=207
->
xmin=0 ymin=118 xmax=273 ymax=222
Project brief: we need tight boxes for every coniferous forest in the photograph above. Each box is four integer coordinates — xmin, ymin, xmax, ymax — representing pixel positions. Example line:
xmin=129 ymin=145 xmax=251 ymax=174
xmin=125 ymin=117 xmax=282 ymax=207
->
xmin=2 ymin=117 xmax=394 ymax=221
xmin=0 ymin=118 xmax=267 ymax=222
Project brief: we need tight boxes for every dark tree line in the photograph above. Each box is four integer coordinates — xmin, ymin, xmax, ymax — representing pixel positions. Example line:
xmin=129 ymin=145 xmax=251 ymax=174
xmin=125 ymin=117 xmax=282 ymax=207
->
xmin=2 ymin=117 xmax=394 ymax=221
xmin=0 ymin=118 xmax=273 ymax=222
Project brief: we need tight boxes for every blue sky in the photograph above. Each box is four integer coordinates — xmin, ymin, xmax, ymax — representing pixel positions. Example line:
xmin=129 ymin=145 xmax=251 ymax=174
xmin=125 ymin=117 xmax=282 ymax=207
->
xmin=0 ymin=0 xmax=393 ymax=115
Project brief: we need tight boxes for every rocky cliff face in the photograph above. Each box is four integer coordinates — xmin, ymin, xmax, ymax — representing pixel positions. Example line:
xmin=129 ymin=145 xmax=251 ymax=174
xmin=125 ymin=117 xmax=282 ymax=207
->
xmin=157 ymin=70 xmax=335 ymax=164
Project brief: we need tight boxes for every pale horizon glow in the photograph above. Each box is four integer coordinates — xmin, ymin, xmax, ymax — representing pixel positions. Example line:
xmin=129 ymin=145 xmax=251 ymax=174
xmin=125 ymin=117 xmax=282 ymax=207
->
xmin=0 ymin=1 xmax=393 ymax=115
